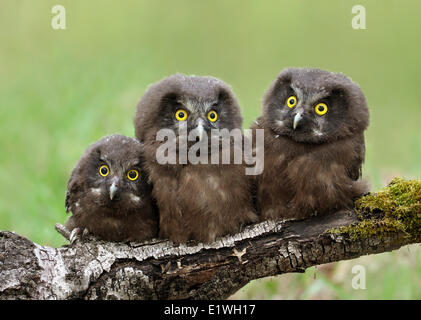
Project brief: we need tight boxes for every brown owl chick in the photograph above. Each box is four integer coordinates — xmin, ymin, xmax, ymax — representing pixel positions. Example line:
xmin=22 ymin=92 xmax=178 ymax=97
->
xmin=134 ymin=74 xmax=258 ymax=244
xmin=251 ymin=67 xmax=370 ymax=220
xmin=64 ymin=134 xmax=158 ymax=242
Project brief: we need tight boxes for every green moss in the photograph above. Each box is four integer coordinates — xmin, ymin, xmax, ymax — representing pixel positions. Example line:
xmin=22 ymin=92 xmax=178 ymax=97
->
xmin=327 ymin=178 xmax=421 ymax=241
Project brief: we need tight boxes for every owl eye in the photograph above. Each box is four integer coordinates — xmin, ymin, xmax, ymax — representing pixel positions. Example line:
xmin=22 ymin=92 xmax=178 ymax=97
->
xmin=175 ymin=109 xmax=188 ymax=121
xmin=207 ymin=110 xmax=218 ymax=122
xmin=286 ymin=96 xmax=297 ymax=108
xmin=315 ymin=103 xmax=328 ymax=116
xmin=99 ymin=165 xmax=109 ymax=177
xmin=127 ymin=169 xmax=139 ymax=181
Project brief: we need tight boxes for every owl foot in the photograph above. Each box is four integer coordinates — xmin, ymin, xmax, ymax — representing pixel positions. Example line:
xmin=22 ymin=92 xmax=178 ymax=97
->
xmin=69 ymin=227 xmax=90 ymax=244
xmin=54 ymin=223 xmax=91 ymax=244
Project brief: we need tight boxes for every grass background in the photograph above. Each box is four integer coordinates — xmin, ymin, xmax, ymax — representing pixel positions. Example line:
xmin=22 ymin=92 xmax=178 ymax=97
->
xmin=0 ymin=0 xmax=420 ymax=299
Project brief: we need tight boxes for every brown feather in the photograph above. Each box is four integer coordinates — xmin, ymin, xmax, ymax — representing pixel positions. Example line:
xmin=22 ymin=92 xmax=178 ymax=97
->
xmin=64 ymin=134 xmax=158 ymax=242
xmin=134 ymin=74 xmax=257 ymax=243
xmin=252 ymin=68 xmax=370 ymax=220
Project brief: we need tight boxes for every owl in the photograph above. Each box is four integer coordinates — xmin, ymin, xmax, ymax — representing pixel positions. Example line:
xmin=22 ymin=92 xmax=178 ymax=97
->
xmin=63 ymin=134 xmax=158 ymax=242
xmin=251 ymin=67 xmax=370 ymax=220
xmin=134 ymin=74 xmax=258 ymax=243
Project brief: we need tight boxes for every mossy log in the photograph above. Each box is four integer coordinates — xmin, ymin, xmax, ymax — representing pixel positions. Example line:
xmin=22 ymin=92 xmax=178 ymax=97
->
xmin=0 ymin=178 xmax=420 ymax=300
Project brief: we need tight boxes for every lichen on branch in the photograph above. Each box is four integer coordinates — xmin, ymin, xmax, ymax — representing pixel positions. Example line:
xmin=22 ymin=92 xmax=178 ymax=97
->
xmin=327 ymin=178 xmax=421 ymax=241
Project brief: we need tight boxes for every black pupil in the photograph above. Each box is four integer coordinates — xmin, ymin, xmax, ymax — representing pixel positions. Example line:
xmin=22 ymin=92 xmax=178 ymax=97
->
xmin=129 ymin=171 xmax=136 ymax=179
xmin=178 ymin=112 xmax=184 ymax=118
xmin=318 ymin=106 xmax=324 ymax=111
xmin=101 ymin=167 xmax=108 ymax=175
xmin=210 ymin=112 xmax=215 ymax=119
xmin=289 ymin=99 xmax=294 ymax=104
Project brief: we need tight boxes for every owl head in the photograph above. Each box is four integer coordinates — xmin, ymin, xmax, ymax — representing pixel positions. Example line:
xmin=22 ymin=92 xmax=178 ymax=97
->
xmin=66 ymin=134 xmax=151 ymax=214
xmin=134 ymin=74 xmax=243 ymax=146
xmin=262 ymin=67 xmax=369 ymax=144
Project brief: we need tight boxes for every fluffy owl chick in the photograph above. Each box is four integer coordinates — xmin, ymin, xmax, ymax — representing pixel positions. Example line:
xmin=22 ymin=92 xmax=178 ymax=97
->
xmin=134 ymin=74 xmax=257 ymax=244
xmin=64 ymin=134 xmax=158 ymax=242
xmin=251 ymin=67 xmax=370 ymax=220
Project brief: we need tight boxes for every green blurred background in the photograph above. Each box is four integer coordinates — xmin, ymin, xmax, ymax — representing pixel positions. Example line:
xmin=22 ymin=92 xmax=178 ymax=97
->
xmin=0 ymin=0 xmax=420 ymax=299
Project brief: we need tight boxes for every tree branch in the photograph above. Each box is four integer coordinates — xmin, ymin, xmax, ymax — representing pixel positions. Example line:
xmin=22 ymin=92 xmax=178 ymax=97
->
xmin=1 ymin=178 xmax=420 ymax=300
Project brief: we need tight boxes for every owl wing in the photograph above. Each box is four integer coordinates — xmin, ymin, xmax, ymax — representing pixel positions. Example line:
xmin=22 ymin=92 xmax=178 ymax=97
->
xmin=65 ymin=171 xmax=81 ymax=213
xmin=346 ymin=135 xmax=365 ymax=181
xmin=65 ymin=190 xmax=72 ymax=213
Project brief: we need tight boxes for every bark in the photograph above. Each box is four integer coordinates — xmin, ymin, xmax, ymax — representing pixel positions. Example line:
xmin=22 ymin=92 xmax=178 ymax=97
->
xmin=0 ymin=210 xmax=418 ymax=300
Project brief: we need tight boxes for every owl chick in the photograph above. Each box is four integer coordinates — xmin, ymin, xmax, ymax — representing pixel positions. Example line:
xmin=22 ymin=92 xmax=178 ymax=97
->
xmin=134 ymin=74 xmax=258 ymax=243
xmin=64 ymin=134 xmax=158 ymax=242
xmin=252 ymin=67 xmax=370 ymax=220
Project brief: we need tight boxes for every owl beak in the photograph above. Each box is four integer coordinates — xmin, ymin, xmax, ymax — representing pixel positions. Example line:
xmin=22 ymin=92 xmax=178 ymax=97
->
xmin=195 ymin=118 xmax=205 ymax=141
xmin=293 ymin=113 xmax=303 ymax=130
xmin=109 ymin=182 xmax=118 ymax=200
xmin=197 ymin=125 xmax=204 ymax=141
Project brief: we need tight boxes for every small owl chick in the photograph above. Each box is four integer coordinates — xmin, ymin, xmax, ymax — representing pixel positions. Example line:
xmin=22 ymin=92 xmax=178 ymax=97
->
xmin=134 ymin=74 xmax=258 ymax=244
xmin=64 ymin=134 xmax=158 ymax=242
xmin=252 ymin=67 xmax=370 ymax=220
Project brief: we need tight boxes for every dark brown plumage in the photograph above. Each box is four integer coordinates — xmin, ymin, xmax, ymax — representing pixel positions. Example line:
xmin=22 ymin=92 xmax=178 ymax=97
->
xmin=251 ymin=67 xmax=370 ymax=220
xmin=134 ymin=74 xmax=257 ymax=243
xmin=64 ymin=134 xmax=158 ymax=242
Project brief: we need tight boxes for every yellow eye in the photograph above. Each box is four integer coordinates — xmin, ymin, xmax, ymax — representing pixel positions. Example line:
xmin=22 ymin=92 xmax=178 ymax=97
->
xmin=175 ymin=109 xmax=188 ymax=121
xmin=207 ymin=110 xmax=218 ymax=122
xmin=315 ymin=103 xmax=328 ymax=116
xmin=127 ymin=169 xmax=139 ymax=181
xmin=99 ymin=165 xmax=109 ymax=177
xmin=286 ymin=96 xmax=297 ymax=108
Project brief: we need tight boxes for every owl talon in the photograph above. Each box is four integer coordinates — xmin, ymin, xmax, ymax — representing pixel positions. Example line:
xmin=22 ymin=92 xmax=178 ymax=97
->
xmin=69 ymin=227 xmax=93 ymax=243
xmin=69 ymin=228 xmax=82 ymax=244
xmin=82 ymin=228 xmax=90 ymax=237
